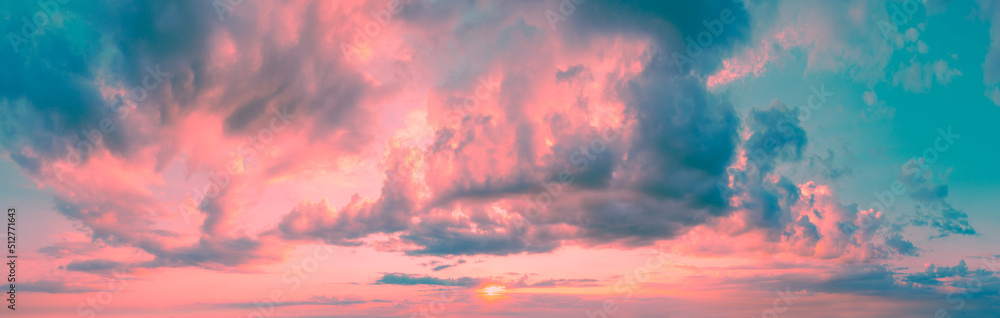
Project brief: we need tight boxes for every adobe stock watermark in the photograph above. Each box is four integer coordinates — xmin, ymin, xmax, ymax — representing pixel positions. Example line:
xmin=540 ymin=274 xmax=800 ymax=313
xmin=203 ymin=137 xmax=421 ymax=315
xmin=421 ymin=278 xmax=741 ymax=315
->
xmin=511 ymin=123 xmax=625 ymax=234
xmin=213 ymin=0 xmax=246 ymax=21
xmin=857 ymin=126 xmax=959 ymax=230
xmin=747 ymin=85 xmax=834 ymax=172
xmin=175 ymin=106 xmax=297 ymax=224
xmin=408 ymin=280 xmax=460 ymax=318
xmin=672 ymin=0 xmax=744 ymax=72
xmin=7 ymin=0 xmax=71 ymax=54
xmin=243 ymin=236 xmax=336 ymax=318
xmin=441 ymin=75 xmax=501 ymax=125
xmin=935 ymin=257 xmax=1000 ymax=318
xmin=53 ymin=65 xmax=171 ymax=182
xmin=877 ymin=0 xmax=922 ymax=40
xmin=383 ymin=74 xmax=501 ymax=193
xmin=753 ymin=288 xmax=799 ymax=318
xmin=716 ymin=84 xmax=834 ymax=198
xmin=75 ymin=269 xmax=134 ymax=317
xmin=545 ymin=0 xmax=586 ymax=31
xmin=341 ymin=0 xmax=402 ymax=58
xmin=583 ymin=247 xmax=670 ymax=317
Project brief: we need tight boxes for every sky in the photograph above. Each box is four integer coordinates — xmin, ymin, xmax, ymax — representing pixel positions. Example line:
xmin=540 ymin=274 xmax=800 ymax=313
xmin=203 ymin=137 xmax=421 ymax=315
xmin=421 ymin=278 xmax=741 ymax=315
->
xmin=0 ymin=0 xmax=999 ymax=317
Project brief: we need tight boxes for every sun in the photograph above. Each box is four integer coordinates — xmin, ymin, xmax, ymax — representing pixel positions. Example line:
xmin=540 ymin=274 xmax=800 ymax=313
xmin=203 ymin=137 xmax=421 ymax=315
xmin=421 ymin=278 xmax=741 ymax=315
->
xmin=483 ymin=285 xmax=506 ymax=296
xmin=478 ymin=283 xmax=508 ymax=302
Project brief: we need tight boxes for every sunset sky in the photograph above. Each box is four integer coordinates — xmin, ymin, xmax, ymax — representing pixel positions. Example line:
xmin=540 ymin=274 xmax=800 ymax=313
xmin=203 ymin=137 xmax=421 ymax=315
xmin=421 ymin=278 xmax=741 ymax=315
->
xmin=1 ymin=0 xmax=999 ymax=317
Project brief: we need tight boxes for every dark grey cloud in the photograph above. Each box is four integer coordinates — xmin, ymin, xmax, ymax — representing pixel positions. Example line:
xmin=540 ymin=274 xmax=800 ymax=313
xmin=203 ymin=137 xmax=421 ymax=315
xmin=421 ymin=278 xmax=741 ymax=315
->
xmin=744 ymin=101 xmax=808 ymax=174
xmin=901 ymin=259 xmax=1000 ymax=315
xmin=905 ymin=259 xmax=974 ymax=286
xmin=903 ymin=167 xmax=950 ymax=203
xmin=911 ymin=203 xmax=977 ymax=239
xmin=884 ymin=233 xmax=921 ymax=257
xmin=622 ymin=69 xmax=738 ymax=202
xmin=564 ymin=0 xmax=752 ymax=74
xmin=555 ymin=64 xmax=587 ymax=83
xmin=65 ymin=259 xmax=126 ymax=273
xmin=896 ymin=165 xmax=977 ymax=238
xmin=374 ymin=273 xmax=480 ymax=287
xmin=812 ymin=265 xmax=904 ymax=295
xmin=20 ymin=279 xmax=100 ymax=294
xmin=401 ymin=212 xmax=561 ymax=256
xmin=724 ymin=102 xmax=807 ymax=232
xmin=0 ymin=1 xmax=222 ymax=167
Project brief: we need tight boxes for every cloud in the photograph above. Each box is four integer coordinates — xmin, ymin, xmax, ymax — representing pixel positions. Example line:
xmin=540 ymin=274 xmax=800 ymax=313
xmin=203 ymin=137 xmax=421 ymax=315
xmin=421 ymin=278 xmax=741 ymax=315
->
xmin=20 ymin=279 xmax=100 ymax=294
xmin=273 ymin=144 xmax=419 ymax=246
xmin=743 ymin=101 xmax=808 ymax=174
xmin=884 ymin=233 xmax=921 ymax=257
xmin=216 ymin=295 xmax=388 ymax=308
xmin=905 ymin=259 xmax=973 ymax=286
xmin=516 ymin=278 xmax=600 ymax=288
xmin=977 ymin=0 xmax=1000 ymax=106
xmin=808 ymin=149 xmax=853 ymax=181
xmin=713 ymin=0 xmax=906 ymax=87
xmin=0 ymin=0 xmax=400 ymax=271
xmin=864 ymin=91 xmax=879 ymax=105
xmin=565 ymin=0 xmax=751 ymax=74
xmin=555 ymin=65 xmax=589 ymax=83
xmin=858 ymin=90 xmax=895 ymax=122
xmin=0 ymin=0 xmax=778 ymax=269
xmin=900 ymin=259 xmax=1000 ymax=313
xmin=0 ymin=6 xmax=988 ymax=316
xmin=892 ymin=58 xmax=962 ymax=93
xmin=912 ymin=202 xmax=978 ymax=238
xmin=260 ymin=0 xmax=758 ymax=257
xmin=898 ymin=164 xmax=978 ymax=239
xmin=374 ymin=273 xmax=481 ymax=287
xmin=65 ymin=259 xmax=127 ymax=273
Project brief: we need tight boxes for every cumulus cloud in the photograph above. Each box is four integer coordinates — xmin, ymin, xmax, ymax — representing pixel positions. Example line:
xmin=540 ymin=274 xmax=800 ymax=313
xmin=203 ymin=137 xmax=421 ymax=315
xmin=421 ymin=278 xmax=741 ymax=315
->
xmin=1 ymin=0 xmax=945 ymax=270
xmin=0 ymin=0 xmax=402 ymax=271
xmin=892 ymin=58 xmax=962 ymax=93
xmin=262 ymin=0 xmax=757 ymax=257
xmin=901 ymin=259 xmax=1000 ymax=313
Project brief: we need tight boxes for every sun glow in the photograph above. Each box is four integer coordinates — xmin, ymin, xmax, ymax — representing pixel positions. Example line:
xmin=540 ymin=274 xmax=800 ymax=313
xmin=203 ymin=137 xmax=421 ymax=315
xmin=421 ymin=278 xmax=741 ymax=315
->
xmin=479 ymin=283 xmax=508 ymax=302
xmin=483 ymin=285 xmax=506 ymax=296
